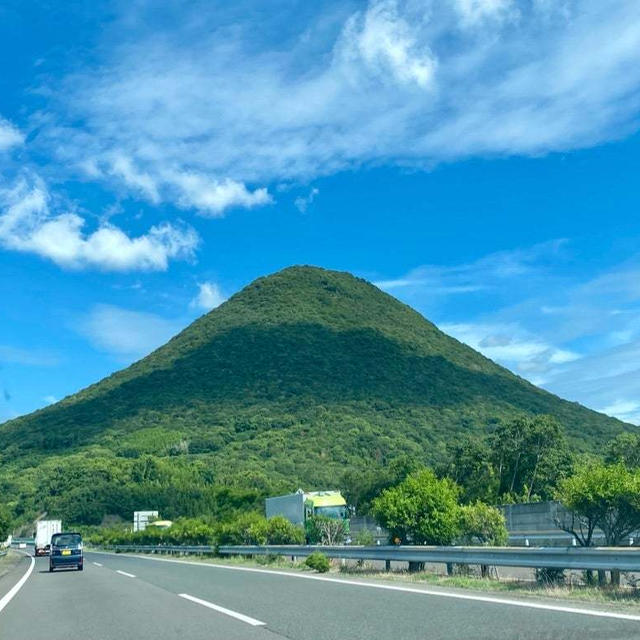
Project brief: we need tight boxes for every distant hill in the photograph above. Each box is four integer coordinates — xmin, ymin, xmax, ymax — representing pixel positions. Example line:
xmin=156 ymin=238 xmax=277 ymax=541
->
xmin=0 ymin=266 xmax=628 ymax=524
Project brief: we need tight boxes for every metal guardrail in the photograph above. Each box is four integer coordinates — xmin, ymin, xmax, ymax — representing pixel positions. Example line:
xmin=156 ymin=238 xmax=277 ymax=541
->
xmin=101 ymin=543 xmax=640 ymax=571
xmin=106 ymin=544 xmax=217 ymax=553
xmin=218 ymin=545 xmax=640 ymax=572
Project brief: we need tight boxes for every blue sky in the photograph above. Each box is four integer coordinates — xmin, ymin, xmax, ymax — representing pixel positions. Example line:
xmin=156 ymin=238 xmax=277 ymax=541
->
xmin=2 ymin=0 xmax=640 ymax=425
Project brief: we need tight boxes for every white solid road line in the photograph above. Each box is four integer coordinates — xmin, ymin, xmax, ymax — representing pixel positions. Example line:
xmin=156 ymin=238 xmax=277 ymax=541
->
xmin=90 ymin=551 xmax=640 ymax=623
xmin=116 ymin=570 xmax=136 ymax=578
xmin=0 ymin=553 xmax=35 ymax=614
xmin=92 ymin=562 xmax=103 ymax=567
xmin=178 ymin=593 xmax=266 ymax=626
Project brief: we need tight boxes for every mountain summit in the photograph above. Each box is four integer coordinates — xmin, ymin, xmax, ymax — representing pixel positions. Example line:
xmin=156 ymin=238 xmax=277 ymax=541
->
xmin=0 ymin=266 xmax=627 ymax=521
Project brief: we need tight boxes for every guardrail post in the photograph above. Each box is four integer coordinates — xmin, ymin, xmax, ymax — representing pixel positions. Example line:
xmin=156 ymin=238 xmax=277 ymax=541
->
xmin=385 ymin=560 xmax=391 ymax=572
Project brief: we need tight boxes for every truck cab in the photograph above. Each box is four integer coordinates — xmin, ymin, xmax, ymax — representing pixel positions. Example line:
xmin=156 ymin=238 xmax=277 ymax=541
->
xmin=304 ymin=492 xmax=348 ymax=522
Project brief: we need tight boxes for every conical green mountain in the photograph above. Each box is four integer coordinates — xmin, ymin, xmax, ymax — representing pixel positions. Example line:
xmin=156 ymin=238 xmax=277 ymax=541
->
xmin=0 ymin=266 xmax=628 ymax=524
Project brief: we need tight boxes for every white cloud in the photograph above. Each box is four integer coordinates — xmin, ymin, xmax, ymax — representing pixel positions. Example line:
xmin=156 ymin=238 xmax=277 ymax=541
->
xmin=109 ymin=154 xmax=160 ymax=203
xmin=601 ymin=400 xmax=640 ymax=424
xmin=190 ymin=282 xmax=226 ymax=311
xmin=441 ymin=321 xmax=580 ymax=378
xmin=33 ymin=0 xmax=640 ymax=200
xmin=43 ymin=395 xmax=57 ymax=405
xmin=0 ymin=175 xmax=199 ymax=271
xmin=167 ymin=172 xmax=272 ymax=217
xmin=0 ymin=345 xmax=60 ymax=367
xmin=294 ymin=187 xmax=319 ymax=213
xmin=374 ymin=240 xmax=566 ymax=295
xmin=378 ymin=242 xmax=640 ymax=424
xmin=77 ymin=304 xmax=185 ymax=357
xmin=0 ymin=117 xmax=23 ymax=151
xmin=453 ymin=0 xmax=515 ymax=26
xmin=340 ymin=0 xmax=436 ymax=87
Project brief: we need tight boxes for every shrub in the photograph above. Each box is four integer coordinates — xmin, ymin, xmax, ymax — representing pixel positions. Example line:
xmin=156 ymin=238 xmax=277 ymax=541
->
xmin=354 ymin=529 xmax=375 ymax=546
xmin=535 ymin=567 xmax=566 ymax=586
xmin=306 ymin=515 xmax=347 ymax=545
xmin=266 ymin=516 xmax=305 ymax=545
xmin=216 ymin=513 xmax=268 ymax=545
xmin=305 ymin=551 xmax=330 ymax=573
xmin=458 ymin=502 xmax=508 ymax=546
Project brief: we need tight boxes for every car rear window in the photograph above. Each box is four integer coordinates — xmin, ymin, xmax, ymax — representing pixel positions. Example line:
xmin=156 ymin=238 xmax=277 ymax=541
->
xmin=52 ymin=533 xmax=82 ymax=546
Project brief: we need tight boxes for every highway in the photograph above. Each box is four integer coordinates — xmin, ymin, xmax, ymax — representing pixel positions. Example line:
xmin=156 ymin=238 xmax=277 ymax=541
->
xmin=2 ymin=550 xmax=640 ymax=639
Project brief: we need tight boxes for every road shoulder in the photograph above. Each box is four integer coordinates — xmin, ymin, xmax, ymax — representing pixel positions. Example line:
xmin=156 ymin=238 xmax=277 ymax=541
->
xmin=0 ymin=551 xmax=31 ymax=603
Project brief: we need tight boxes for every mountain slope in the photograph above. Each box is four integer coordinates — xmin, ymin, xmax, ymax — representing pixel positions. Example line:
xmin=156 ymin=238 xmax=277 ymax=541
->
xmin=0 ymin=266 xmax=629 ymax=523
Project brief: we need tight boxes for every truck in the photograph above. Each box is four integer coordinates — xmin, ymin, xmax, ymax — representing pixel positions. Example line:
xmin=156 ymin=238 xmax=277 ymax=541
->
xmin=34 ymin=520 xmax=62 ymax=557
xmin=265 ymin=489 xmax=349 ymax=532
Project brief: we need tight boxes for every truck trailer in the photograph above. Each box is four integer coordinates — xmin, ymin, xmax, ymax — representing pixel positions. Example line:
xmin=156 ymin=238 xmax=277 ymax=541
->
xmin=265 ymin=489 xmax=348 ymax=528
xmin=34 ymin=520 xmax=62 ymax=556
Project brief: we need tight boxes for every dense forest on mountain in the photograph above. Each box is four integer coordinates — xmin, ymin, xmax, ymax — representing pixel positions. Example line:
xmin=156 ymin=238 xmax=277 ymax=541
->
xmin=0 ymin=266 xmax=629 ymax=526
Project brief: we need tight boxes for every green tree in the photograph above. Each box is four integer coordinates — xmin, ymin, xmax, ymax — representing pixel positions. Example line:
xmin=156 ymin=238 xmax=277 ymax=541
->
xmin=372 ymin=469 xmax=461 ymax=545
xmin=604 ymin=433 xmax=640 ymax=468
xmin=490 ymin=415 xmax=571 ymax=501
xmin=556 ymin=463 xmax=640 ymax=546
xmin=0 ymin=504 xmax=11 ymax=541
xmin=458 ymin=501 xmax=507 ymax=578
xmin=459 ymin=502 xmax=508 ymax=546
xmin=441 ymin=436 xmax=497 ymax=503
xmin=342 ymin=455 xmax=420 ymax=515
xmin=556 ymin=463 xmax=640 ymax=586
xmin=305 ymin=515 xmax=347 ymax=545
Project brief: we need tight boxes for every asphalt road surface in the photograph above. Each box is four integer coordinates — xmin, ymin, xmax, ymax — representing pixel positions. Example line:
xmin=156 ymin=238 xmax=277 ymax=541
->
xmin=2 ymin=550 xmax=640 ymax=639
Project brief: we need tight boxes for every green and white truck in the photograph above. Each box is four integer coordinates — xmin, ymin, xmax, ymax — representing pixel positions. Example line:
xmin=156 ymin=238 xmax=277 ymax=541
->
xmin=265 ymin=489 xmax=349 ymax=530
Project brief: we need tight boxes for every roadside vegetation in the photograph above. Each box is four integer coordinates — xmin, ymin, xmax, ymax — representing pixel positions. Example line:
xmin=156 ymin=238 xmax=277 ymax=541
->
xmin=337 ymin=564 xmax=640 ymax=607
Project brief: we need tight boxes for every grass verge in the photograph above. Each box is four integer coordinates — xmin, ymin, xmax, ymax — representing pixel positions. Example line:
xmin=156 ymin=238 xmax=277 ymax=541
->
xmin=337 ymin=564 xmax=640 ymax=607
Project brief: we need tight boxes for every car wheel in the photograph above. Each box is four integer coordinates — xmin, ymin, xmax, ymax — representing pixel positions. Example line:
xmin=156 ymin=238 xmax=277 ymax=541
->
xmin=78 ymin=564 xmax=83 ymax=571
xmin=49 ymin=565 xmax=53 ymax=572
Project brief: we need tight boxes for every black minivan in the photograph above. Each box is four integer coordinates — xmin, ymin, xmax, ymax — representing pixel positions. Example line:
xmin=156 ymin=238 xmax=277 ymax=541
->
xmin=49 ymin=532 xmax=83 ymax=572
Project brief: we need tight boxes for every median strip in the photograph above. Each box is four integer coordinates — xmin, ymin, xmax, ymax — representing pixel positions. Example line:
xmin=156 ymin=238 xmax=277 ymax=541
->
xmin=178 ymin=593 xmax=266 ymax=626
xmin=116 ymin=570 xmax=136 ymax=578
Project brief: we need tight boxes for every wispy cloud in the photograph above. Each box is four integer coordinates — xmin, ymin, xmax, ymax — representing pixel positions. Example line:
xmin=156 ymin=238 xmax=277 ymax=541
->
xmin=374 ymin=240 xmax=566 ymax=295
xmin=441 ymin=321 xmax=580 ymax=381
xmin=0 ymin=344 xmax=60 ymax=367
xmin=190 ymin=281 xmax=226 ymax=311
xmin=76 ymin=304 xmax=185 ymax=358
xmin=33 ymin=0 xmax=640 ymax=209
xmin=0 ymin=175 xmax=199 ymax=271
xmin=0 ymin=117 xmax=23 ymax=151
xmin=339 ymin=0 xmax=437 ymax=88
xmin=379 ymin=242 xmax=640 ymax=424
xmin=294 ymin=187 xmax=319 ymax=213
